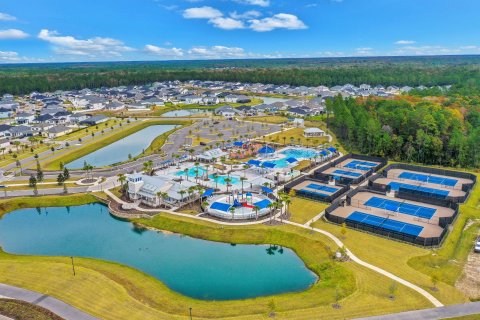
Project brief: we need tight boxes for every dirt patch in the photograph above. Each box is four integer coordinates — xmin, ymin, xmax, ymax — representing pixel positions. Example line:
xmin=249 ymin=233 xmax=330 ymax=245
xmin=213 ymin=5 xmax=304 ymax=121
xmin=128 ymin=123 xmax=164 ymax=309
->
xmin=456 ymin=246 xmax=480 ymax=299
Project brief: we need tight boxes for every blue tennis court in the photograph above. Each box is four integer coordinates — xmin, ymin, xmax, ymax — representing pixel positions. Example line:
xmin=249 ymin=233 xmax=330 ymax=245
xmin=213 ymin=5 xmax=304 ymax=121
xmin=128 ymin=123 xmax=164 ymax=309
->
xmin=364 ymin=196 xmax=436 ymax=219
xmin=254 ymin=199 xmax=271 ymax=209
xmin=344 ymin=160 xmax=377 ymax=171
xmin=210 ymin=202 xmax=231 ymax=212
xmin=389 ymin=182 xmax=449 ymax=198
xmin=306 ymin=183 xmax=338 ymax=193
xmin=399 ymin=172 xmax=457 ymax=187
xmin=299 ymin=189 xmax=329 ymax=198
xmin=346 ymin=211 xmax=424 ymax=237
xmin=333 ymin=169 xmax=362 ymax=177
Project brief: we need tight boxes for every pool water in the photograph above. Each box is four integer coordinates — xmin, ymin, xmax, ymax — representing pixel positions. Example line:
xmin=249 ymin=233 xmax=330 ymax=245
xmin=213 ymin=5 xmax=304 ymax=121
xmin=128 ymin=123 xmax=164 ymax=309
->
xmin=280 ymin=148 xmax=318 ymax=159
xmin=209 ymin=174 xmax=240 ymax=185
xmin=176 ymin=166 xmax=208 ymax=178
xmin=0 ymin=204 xmax=317 ymax=300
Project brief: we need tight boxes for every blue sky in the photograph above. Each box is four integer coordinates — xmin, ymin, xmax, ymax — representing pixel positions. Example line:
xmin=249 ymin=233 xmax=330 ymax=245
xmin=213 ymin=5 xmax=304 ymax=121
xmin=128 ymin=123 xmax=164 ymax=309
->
xmin=0 ymin=0 xmax=479 ymax=63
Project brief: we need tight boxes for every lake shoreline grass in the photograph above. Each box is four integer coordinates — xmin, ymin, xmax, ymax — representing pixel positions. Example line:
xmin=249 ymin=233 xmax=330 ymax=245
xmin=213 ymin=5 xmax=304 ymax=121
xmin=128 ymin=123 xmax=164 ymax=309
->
xmin=0 ymin=194 xmax=432 ymax=319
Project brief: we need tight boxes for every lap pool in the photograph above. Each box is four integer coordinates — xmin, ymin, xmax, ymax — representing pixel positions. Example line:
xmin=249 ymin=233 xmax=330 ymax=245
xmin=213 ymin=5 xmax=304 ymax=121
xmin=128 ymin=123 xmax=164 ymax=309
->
xmin=0 ymin=204 xmax=317 ymax=300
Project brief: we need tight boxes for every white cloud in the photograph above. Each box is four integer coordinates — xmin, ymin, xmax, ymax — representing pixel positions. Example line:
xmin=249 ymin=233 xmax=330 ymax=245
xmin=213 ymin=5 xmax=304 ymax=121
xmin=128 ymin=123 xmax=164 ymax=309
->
xmin=188 ymin=45 xmax=246 ymax=58
xmin=183 ymin=6 xmax=222 ymax=19
xmin=0 ymin=50 xmax=20 ymax=62
xmin=144 ymin=45 xmax=184 ymax=57
xmin=234 ymin=0 xmax=270 ymax=7
xmin=395 ymin=40 xmax=416 ymax=45
xmin=355 ymin=47 xmax=374 ymax=55
xmin=230 ymin=10 xmax=261 ymax=19
xmin=249 ymin=13 xmax=307 ymax=32
xmin=0 ymin=13 xmax=16 ymax=21
xmin=38 ymin=29 xmax=134 ymax=57
xmin=0 ymin=29 xmax=29 ymax=39
xmin=390 ymin=45 xmax=480 ymax=56
xmin=209 ymin=17 xmax=245 ymax=30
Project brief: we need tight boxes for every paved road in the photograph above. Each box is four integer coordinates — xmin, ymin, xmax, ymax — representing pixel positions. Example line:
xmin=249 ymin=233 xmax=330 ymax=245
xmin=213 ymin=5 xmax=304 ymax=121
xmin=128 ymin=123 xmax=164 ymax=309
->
xmin=0 ymin=283 xmax=97 ymax=320
xmin=356 ymin=301 xmax=480 ymax=320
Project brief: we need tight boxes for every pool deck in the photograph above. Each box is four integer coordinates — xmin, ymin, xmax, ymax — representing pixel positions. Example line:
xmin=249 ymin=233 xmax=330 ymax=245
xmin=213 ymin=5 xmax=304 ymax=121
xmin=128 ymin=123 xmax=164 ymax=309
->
xmin=386 ymin=169 xmax=474 ymax=189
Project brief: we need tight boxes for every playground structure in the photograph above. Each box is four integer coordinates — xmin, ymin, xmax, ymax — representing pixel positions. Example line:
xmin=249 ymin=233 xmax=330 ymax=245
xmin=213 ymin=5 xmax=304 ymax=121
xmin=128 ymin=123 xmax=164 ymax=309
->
xmin=206 ymin=191 xmax=273 ymax=220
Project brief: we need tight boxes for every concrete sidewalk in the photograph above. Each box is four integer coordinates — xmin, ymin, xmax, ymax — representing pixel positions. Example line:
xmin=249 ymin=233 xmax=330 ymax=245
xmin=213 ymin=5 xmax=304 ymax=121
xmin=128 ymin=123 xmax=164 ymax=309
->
xmin=0 ymin=284 xmax=97 ymax=320
xmin=356 ymin=301 xmax=480 ymax=320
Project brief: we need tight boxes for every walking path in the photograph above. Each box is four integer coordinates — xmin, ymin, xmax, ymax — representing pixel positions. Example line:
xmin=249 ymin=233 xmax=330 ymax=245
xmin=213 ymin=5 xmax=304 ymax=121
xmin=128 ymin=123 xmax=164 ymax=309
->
xmin=0 ymin=283 xmax=97 ymax=320
xmin=356 ymin=301 xmax=480 ymax=320
xmin=282 ymin=220 xmax=444 ymax=308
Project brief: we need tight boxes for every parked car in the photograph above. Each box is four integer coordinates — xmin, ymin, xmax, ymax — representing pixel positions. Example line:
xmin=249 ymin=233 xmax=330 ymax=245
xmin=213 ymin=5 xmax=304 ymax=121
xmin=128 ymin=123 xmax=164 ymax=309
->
xmin=200 ymin=142 xmax=207 ymax=146
xmin=475 ymin=237 xmax=480 ymax=253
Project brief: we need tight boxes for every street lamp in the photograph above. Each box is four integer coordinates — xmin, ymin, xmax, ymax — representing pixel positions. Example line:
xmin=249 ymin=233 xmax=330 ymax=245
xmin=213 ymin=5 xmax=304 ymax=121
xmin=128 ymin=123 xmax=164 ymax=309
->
xmin=189 ymin=307 xmax=192 ymax=320
xmin=70 ymin=256 xmax=76 ymax=276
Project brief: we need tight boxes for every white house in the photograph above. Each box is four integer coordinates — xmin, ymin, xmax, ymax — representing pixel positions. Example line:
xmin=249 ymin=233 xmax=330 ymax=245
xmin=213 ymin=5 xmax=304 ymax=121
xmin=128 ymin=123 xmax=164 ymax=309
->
xmin=303 ymin=127 xmax=325 ymax=137
xmin=126 ymin=173 xmax=199 ymax=207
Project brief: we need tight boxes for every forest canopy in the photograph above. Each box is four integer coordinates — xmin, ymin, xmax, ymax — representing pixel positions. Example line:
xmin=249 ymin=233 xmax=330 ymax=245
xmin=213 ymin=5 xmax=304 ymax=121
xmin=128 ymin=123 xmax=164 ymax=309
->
xmin=1 ymin=55 xmax=480 ymax=95
xmin=327 ymin=96 xmax=480 ymax=168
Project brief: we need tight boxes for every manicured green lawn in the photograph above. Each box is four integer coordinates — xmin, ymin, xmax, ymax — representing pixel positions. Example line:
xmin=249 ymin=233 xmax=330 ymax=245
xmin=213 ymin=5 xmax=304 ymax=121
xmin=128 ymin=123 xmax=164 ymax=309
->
xmin=408 ymin=172 xmax=480 ymax=286
xmin=289 ymin=197 xmax=329 ymax=224
xmin=311 ymin=171 xmax=480 ymax=306
xmin=0 ymin=194 xmax=432 ymax=320
xmin=245 ymin=115 xmax=289 ymax=124
xmin=267 ymin=127 xmax=329 ymax=147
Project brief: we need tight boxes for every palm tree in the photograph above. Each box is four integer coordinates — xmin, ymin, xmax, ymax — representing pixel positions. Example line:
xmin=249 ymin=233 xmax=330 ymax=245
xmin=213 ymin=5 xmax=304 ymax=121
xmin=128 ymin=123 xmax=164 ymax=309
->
xmin=117 ymin=173 xmax=126 ymax=194
xmin=225 ymin=177 xmax=233 ymax=192
xmin=194 ymin=161 xmax=200 ymax=183
xmin=229 ymin=207 xmax=235 ymax=220
xmin=183 ymin=168 xmax=189 ymax=181
xmin=267 ymin=202 xmax=275 ymax=224
xmin=212 ymin=173 xmax=219 ymax=190
xmin=179 ymin=190 xmax=186 ymax=203
xmin=240 ymin=176 xmax=247 ymax=193
xmin=156 ymin=191 xmax=168 ymax=208
xmin=187 ymin=186 xmax=196 ymax=208
xmin=196 ymin=186 xmax=205 ymax=207
xmin=253 ymin=205 xmax=260 ymax=220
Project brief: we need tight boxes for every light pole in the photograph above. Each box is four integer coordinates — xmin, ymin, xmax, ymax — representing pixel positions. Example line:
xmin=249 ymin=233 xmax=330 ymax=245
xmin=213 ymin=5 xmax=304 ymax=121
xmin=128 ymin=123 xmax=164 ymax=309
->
xmin=70 ymin=256 xmax=76 ymax=276
xmin=189 ymin=307 xmax=192 ymax=320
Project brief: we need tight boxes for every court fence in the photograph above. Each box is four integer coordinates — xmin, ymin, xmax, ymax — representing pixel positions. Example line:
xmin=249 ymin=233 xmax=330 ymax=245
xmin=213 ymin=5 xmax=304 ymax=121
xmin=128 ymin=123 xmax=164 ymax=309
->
xmin=283 ymin=176 xmax=350 ymax=203
xmin=372 ymin=164 xmax=476 ymax=204
xmin=313 ymin=153 xmax=387 ymax=185
xmin=324 ymin=186 xmax=450 ymax=247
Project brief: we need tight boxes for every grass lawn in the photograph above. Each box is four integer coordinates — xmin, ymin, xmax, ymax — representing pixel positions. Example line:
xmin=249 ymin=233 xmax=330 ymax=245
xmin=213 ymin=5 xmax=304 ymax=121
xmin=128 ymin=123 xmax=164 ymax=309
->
xmin=42 ymin=120 xmax=191 ymax=170
xmin=0 ymin=299 xmax=63 ymax=320
xmin=267 ymin=127 xmax=329 ymax=147
xmin=190 ymin=136 xmax=212 ymax=147
xmin=245 ymin=115 xmax=289 ymax=124
xmin=407 ymin=172 xmax=480 ymax=287
xmin=55 ymin=119 xmax=121 ymax=141
xmin=311 ymin=217 xmax=468 ymax=305
xmin=2 ymin=182 xmax=76 ymax=191
xmin=0 ymin=144 xmax=52 ymax=168
xmin=293 ymin=159 xmax=312 ymax=171
xmin=0 ymin=194 xmax=432 ymax=319
xmin=289 ymin=197 xmax=329 ymax=224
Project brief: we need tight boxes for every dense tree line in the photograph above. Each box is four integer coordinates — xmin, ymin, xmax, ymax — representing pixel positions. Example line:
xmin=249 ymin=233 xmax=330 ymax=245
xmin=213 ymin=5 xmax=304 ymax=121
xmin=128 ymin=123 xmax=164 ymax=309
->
xmin=327 ymin=96 xmax=480 ymax=168
xmin=1 ymin=56 xmax=480 ymax=95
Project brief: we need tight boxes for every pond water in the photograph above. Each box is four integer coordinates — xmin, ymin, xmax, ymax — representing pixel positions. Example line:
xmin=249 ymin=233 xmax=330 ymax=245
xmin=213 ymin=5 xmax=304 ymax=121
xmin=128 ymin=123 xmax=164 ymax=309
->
xmin=252 ymin=96 xmax=289 ymax=105
xmin=161 ymin=109 xmax=209 ymax=117
xmin=0 ymin=204 xmax=317 ymax=300
xmin=67 ymin=125 xmax=176 ymax=168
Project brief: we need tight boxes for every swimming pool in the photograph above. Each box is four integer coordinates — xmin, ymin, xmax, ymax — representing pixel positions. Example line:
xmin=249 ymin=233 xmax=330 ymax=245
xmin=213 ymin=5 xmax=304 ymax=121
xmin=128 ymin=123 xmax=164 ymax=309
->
xmin=176 ymin=166 xmax=207 ymax=178
xmin=209 ymin=175 xmax=240 ymax=185
xmin=280 ymin=148 xmax=318 ymax=159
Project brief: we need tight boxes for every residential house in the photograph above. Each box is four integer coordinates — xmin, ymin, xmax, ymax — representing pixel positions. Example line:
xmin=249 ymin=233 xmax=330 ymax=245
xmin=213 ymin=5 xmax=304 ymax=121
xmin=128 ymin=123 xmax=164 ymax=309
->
xmin=80 ymin=115 xmax=109 ymax=126
xmin=127 ymin=173 xmax=199 ymax=207
xmin=45 ymin=125 xmax=73 ymax=139
xmin=303 ymin=127 xmax=326 ymax=137
xmin=15 ymin=112 xmax=35 ymax=124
